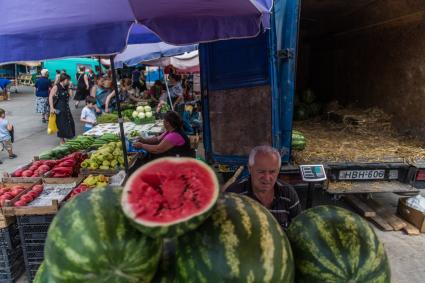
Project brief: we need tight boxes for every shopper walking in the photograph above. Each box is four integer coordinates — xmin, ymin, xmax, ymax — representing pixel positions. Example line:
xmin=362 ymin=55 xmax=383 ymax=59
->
xmin=49 ymin=74 xmax=75 ymax=144
xmin=34 ymin=69 xmax=52 ymax=123
xmin=74 ymin=66 xmax=89 ymax=108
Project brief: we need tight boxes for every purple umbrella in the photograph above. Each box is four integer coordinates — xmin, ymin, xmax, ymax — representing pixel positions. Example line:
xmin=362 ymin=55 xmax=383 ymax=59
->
xmin=0 ymin=0 xmax=272 ymax=171
xmin=0 ymin=0 xmax=272 ymax=64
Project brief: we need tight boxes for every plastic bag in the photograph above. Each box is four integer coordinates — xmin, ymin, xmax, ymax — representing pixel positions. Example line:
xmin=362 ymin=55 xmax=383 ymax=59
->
xmin=47 ymin=113 xmax=58 ymax=135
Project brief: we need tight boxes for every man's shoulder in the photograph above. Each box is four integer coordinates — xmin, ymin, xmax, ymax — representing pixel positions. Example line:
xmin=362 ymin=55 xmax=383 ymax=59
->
xmin=226 ymin=178 xmax=250 ymax=194
xmin=275 ymin=181 xmax=299 ymax=200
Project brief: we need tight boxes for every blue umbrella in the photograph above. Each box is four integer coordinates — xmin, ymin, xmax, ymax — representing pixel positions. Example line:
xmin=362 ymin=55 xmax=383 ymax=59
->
xmin=114 ymin=43 xmax=198 ymax=68
xmin=0 ymin=0 xmax=272 ymax=171
xmin=0 ymin=0 xmax=272 ymax=64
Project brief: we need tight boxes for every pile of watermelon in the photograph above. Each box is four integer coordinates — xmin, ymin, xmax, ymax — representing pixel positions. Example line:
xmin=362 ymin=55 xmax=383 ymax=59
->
xmin=292 ymin=130 xmax=306 ymax=151
xmin=294 ymin=88 xmax=323 ymax=121
xmin=35 ymin=157 xmax=391 ymax=283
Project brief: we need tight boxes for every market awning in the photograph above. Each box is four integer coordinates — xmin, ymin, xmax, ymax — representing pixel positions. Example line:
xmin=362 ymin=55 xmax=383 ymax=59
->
xmin=114 ymin=43 xmax=198 ymax=68
xmin=0 ymin=0 xmax=272 ymax=64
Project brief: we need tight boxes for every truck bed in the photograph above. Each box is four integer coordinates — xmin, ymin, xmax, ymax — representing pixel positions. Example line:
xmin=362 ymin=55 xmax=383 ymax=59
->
xmin=292 ymin=107 xmax=425 ymax=164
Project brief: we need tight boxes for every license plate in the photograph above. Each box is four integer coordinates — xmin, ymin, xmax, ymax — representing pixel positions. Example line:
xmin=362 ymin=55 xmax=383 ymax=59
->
xmin=338 ymin=170 xmax=385 ymax=180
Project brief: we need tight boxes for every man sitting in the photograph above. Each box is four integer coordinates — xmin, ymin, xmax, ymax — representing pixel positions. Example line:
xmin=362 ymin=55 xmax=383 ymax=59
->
xmin=227 ymin=145 xmax=301 ymax=229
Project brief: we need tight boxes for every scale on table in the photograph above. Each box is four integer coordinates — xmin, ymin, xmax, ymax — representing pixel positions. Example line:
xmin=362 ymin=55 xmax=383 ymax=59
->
xmin=299 ymin=165 xmax=327 ymax=208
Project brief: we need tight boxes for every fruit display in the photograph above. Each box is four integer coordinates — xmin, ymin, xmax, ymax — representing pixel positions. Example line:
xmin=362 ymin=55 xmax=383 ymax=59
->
xmin=121 ymin=157 xmax=220 ymax=238
xmin=287 ymin=206 xmax=391 ymax=283
xmin=160 ymin=103 xmax=170 ymax=114
xmin=13 ymin=184 xmax=44 ymax=207
xmin=292 ymin=130 xmax=306 ymax=151
xmin=38 ymin=144 xmax=72 ymax=160
xmin=0 ymin=185 xmax=27 ymax=206
xmin=11 ymin=160 xmax=57 ymax=177
xmin=294 ymin=89 xmax=322 ymax=121
xmin=91 ymin=133 xmax=120 ymax=148
xmin=81 ymin=141 xmax=127 ymax=170
xmin=44 ymin=188 xmax=162 ymax=283
xmin=175 ymin=193 xmax=294 ymax=283
xmin=47 ymin=152 xmax=87 ymax=178
xmin=97 ymin=113 xmax=131 ymax=124
xmin=132 ymin=105 xmax=155 ymax=124
xmin=64 ymin=135 xmax=96 ymax=151
xmin=68 ymin=175 xmax=110 ymax=199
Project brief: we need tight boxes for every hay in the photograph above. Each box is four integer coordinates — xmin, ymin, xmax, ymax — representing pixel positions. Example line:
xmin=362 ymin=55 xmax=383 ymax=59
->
xmin=293 ymin=106 xmax=425 ymax=164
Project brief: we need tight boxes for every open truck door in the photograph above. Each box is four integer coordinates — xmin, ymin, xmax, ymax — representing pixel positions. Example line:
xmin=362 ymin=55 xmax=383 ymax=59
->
xmin=200 ymin=0 xmax=301 ymax=169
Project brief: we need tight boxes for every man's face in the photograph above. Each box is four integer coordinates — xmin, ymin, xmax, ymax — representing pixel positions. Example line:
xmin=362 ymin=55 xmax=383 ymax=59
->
xmin=250 ymin=152 xmax=280 ymax=193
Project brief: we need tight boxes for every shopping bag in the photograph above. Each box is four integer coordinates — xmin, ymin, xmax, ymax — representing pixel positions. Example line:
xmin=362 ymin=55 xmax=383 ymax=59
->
xmin=47 ymin=113 xmax=58 ymax=135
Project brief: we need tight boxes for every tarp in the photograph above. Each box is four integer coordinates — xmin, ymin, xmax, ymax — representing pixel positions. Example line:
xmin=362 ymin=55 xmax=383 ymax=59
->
xmin=145 ymin=51 xmax=199 ymax=71
xmin=114 ymin=43 xmax=198 ymax=68
xmin=0 ymin=0 xmax=273 ymax=64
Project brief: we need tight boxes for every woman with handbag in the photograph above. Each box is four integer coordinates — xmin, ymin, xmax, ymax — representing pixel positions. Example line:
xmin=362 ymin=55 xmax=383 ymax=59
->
xmin=49 ymin=74 xmax=75 ymax=144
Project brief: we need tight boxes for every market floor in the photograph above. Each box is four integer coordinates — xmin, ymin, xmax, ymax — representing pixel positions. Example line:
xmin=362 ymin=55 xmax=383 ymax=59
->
xmin=4 ymin=87 xmax=425 ymax=283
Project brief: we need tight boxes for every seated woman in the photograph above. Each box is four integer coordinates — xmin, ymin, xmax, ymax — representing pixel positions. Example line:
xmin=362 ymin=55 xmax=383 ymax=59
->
xmin=133 ymin=111 xmax=195 ymax=158
xmin=94 ymin=78 xmax=115 ymax=113
xmin=147 ymin=80 xmax=165 ymax=106
xmin=104 ymin=78 xmax=143 ymax=112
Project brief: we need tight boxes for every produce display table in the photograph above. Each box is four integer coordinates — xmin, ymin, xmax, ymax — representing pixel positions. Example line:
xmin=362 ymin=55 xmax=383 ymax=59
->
xmin=83 ymin=121 xmax=164 ymax=137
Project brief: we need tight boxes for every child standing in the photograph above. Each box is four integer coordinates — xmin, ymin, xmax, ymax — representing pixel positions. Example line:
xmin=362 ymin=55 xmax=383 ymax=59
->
xmin=80 ymin=96 xmax=97 ymax=132
xmin=0 ymin=108 xmax=17 ymax=163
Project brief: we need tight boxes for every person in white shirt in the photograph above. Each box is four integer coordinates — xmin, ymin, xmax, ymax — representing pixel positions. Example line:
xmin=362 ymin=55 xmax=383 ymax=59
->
xmin=80 ymin=96 xmax=97 ymax=132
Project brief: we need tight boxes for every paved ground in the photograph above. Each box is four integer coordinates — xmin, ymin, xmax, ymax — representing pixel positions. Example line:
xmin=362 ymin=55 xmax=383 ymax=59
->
xmin=4 ymin=87 xmax=425 ymax=283
xmin=0 ymin=86 xmax=84 ymax=176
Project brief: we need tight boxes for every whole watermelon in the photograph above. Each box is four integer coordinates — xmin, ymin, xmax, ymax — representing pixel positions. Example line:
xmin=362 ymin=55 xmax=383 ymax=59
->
xmin=287 ymin=205 xmax=391 ymax=283
xmin=34 ymin=261 xmax=55 ymax=283
xmin=176 ymin=193 xmax=294 ymax=283
xmin=45 ymin=187 xmax=162 ymax=283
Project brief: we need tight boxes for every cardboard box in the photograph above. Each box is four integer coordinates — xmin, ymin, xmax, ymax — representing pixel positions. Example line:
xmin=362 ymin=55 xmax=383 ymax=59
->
xmin=398 ymin=197 xmax=425 ymax=233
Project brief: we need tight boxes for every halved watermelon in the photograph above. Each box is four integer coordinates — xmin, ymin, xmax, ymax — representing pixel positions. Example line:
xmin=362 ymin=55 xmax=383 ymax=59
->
xmin=121 ymin=157 xmax=220 ymax=238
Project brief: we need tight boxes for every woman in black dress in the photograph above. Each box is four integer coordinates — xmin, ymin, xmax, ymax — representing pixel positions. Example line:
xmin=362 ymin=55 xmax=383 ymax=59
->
xmin=49 ymin=74 xmax=75 ymax=144
xmin=74 ymin=66 xmax=89 ymax=108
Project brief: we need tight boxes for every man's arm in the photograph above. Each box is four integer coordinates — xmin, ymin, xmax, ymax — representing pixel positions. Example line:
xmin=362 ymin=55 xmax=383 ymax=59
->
xmin=287 ymin=186 xmax=301 ymax=221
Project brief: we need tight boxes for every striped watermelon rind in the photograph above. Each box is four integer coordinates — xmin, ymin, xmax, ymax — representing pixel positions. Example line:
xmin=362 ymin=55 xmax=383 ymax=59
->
xmin=287 ymin=205 xmax=391 ymax=283
xmin=45 ymin=187 xmax=162 ymax=283
xmin=121 ymin=157 xmax=220 ymax=238
xmin=34 ymin=261 xmax=55 ymax=283
xmin=175 ymin=193 xmax=294 ymax=283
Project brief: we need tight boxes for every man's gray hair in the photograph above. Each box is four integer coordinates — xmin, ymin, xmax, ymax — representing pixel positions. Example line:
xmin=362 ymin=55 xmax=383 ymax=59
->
xmin=248 ymin=145 xmax=282 ymax=168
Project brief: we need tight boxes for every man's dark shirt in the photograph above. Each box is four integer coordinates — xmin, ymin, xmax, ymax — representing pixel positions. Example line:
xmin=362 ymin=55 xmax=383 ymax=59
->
xmin=227 ymin=177 xmax=301 ymax=229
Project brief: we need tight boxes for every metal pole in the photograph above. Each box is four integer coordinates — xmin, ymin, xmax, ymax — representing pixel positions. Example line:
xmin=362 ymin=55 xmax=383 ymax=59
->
xmin=109 ymin=55 xmax=130 ymax=173
xmin=163 ymin=73 xmax=174 ymax=111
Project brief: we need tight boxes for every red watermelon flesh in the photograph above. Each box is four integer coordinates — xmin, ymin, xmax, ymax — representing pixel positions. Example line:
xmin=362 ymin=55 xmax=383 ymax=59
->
xmin=122 ymin=157 xmax=219 ymax=237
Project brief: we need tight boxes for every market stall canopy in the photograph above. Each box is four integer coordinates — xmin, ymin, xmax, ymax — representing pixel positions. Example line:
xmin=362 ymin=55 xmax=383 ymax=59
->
xmin=146 ymin=51 xmax=199 ymax=68
xmin=0 ymin=0 xmax=272 ymax=64
xmin=114 ymin=43 xmax=198 ymax=68
xmin=145 ymin=51 xmax=200 ymax=73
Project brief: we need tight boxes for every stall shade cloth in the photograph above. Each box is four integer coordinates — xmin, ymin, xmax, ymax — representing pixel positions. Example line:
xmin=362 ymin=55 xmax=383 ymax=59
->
xmin=114 ymin=43 xmax=198 ymax=68
xmin=0 ymin=0 xmax=272 ymax=64
xmin=145 ymin=51 xmax=200 ymax=71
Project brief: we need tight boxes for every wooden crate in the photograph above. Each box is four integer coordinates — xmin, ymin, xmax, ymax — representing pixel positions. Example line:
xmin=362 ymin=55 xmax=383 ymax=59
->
xmin=0 ymin=179 xmax=42 ymax=226
xmin=79 ymin=153 xmax=139 ymax=175
xmin=3 ymin=176 xmax=82 ymax=217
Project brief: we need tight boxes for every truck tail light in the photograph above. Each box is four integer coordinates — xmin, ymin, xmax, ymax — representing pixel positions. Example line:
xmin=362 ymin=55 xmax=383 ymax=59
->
xmin=416 ymin=170 xmax=425 ymax=181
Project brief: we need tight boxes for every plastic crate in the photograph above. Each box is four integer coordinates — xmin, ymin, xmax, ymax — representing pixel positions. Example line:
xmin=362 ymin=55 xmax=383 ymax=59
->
xmin=0 ymin=247 xmax=24 ymax=283
xmin=17 ymin=214 xmax=55 ymax=226
xmin=25 ymin=261 xmax=42 ymax=283
xmin=22 ymin=244 xmax=44 ymax=264
xmin=0 ymin=263 xmax=24 ymax=283
xmin=0 ymin=224 xmax=20 ymax=249
xmin=0 ymin=247 xmax=22 ymax=270
xmin=18 ymin=224 xmax=50 ymax=245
